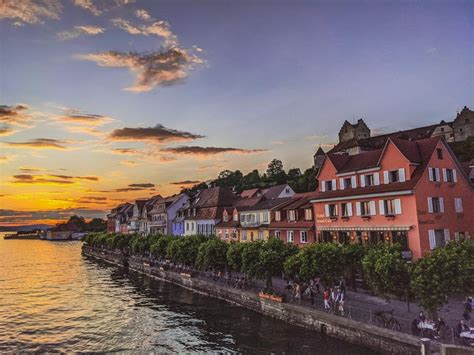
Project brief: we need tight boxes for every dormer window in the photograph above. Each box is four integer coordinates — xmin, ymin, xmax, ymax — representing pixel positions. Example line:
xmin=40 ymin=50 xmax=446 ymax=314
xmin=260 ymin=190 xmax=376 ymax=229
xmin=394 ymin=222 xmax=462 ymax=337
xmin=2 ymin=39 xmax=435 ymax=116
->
xmin=325 ymin=181 xmax=334 ymax=191
xmin=223 ymin=213 xmax=228 ymax=222
xmin=288 ymin=210 xmax=296 ymax=221
xmin=384 ymin=169 xmax=405 ymax=184
xmin=275 ymin=211 xmax=281 ymax=221
xmin=233 ymin=213 xmax=238 ymax=221
xmin=304 ymin=208 xmax=313 ymax=220
xmin=343 ymin=177 xmax=352 ymax=189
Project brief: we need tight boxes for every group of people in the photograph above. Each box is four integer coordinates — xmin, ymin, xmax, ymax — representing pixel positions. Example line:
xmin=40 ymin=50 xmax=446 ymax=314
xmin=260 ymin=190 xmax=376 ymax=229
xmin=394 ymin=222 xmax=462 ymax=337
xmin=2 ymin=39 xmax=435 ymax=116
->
xmin=411 ymin=311 xmax=444 ymax=339
xmin=286 ymin=277 xmax=347 ymax=315
xmin=456 ymin=296 xmax=474 ymax=346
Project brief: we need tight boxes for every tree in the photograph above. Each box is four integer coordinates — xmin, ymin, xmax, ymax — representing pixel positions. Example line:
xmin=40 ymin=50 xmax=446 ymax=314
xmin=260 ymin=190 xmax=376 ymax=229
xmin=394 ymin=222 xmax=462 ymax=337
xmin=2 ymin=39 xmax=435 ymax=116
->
xmin=68 ymin=215 xmax=86 ymax=231
xmin=362 ymin=244 xmax=411 ymax=301
xmin=287 ymin=168 xmax=301 ymax=179
xmin=86 ymin=218 xmax=107 ymax=232
xmin=196 ymin=238 xmax=228 ymax=271
xmin=266 ymin=159 xmax=287 ymax=184
xmin=243 ymin=169 xmax=261 ymax=188
xmin=410 ymin=241 xmax=474 ymax=316
xmin=167 ymin=235 xmax=207 ymax=266
xmin=227 ymin=241 xmax=246 ymax=272
xmin=150 ymin=235 xmax=173 ymax=259
xmin=341 ymin=244 xmax=366 ymax=290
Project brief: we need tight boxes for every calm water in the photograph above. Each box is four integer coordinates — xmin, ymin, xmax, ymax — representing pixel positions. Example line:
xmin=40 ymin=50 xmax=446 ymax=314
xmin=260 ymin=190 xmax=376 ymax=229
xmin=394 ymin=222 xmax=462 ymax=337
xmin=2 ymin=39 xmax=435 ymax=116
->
xmin=0 ymin=237 xmax=376 ymax=353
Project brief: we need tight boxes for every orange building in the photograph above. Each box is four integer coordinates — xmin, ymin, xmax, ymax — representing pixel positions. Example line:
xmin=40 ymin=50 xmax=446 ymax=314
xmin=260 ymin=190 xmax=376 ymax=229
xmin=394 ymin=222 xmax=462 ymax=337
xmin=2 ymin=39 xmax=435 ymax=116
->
xmin=311 ymin=136 xmax=473 ymax=259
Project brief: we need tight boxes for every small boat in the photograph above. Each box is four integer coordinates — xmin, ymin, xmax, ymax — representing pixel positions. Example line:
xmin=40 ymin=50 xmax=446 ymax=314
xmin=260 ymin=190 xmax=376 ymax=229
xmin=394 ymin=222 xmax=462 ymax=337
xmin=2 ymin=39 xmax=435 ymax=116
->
xmin=4 ymin=231 xmax=42 ymax=240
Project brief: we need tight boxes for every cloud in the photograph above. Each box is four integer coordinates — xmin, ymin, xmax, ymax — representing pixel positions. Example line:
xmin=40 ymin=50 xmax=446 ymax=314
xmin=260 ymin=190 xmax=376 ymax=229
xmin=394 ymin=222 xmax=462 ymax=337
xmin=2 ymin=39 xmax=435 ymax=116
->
xmin=57 ymin=25 xmax=105 ymax=40
xmin=0 ymin=104 xmax=31 ymax=125
xmin=162 ymin=146 xmax=268 ymax=156
xmin=19 ymin=167 xmax=45 ymax=173
xmin=120 ymin=160 xmax=137 ymax=166
xmin=111 ymin=18 xmax=177 ymax=47
xmin=0 ymin=126 xmax=15 ymax=136
xmin=0 ymin=0 xmax=61 ymax=25
xmin=111 ymin=148 xmax=141 ymax=155
xmin=0 ymin=156 xmax=11 ymax=164
xmin=170 ymin=180 xmax=200 ymax=185
xmin=77 ymin=47 xmax=204 ymax=92
xmin=128 ymin=183 xmax=154 ymax=188
xmin=73 ymin=0 xmax=134 ymax=16
xmin=109 ymin=124 xmax=204 ymax=143
xmin=135 ymin=9 xmax=151 ymax=21
xmin=11 ymin=174 xmax=99 ymax=185
xmin=3 ymin=138 xmax=68 ymax=150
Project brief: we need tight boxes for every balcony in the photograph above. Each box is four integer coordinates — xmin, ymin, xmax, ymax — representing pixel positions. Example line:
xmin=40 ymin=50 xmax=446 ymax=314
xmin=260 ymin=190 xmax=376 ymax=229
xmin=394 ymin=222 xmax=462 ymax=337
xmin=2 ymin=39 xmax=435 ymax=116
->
xmin=241 ymin=221 xmax=263 ymax=228
xmin=149 ymin=220 xmax=167 ymax=227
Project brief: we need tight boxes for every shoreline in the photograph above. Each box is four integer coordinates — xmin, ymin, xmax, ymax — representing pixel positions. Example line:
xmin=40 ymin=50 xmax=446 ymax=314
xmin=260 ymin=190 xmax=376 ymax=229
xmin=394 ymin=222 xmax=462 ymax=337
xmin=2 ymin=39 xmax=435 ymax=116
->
xmin=82 ymin=245 xmax=437 ymax=354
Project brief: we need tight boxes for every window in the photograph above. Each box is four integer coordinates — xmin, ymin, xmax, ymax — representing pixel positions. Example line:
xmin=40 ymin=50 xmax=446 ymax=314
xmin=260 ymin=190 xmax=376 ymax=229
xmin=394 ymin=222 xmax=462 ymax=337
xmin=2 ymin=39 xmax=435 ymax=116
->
xmin=285 ymin=187 xmax=290 ymax=194
xmin=186 ymin=222 xmax=189 ymax=231
xmin=288 ymin=210 xmax=296 ymax=221
xmin=275 ymin=230 xmax=281 ymax=239
xmin=304 ymin=208 xmax=313 ymax=220
xmin=384 ymin=169 xmax=405 ymax=184
xmin=428 ymin=229 xmax=449 ymax=249
xmin=233 ymin=213 xmax=238 ymax=221
xmin=437 ymin=148 xmax=443 ymax=159
xmin=325 ymin=180 xmax=333 ymax=191
xmin=300 ymin=231 xmax=308 ymax=244
xmin=258 ymin=230 xmax=264 ymax=240
xmin=275 ymin=211 xmax=281 ymax=221
xmin=428 ymin=197 xmax=444 ymax=213
xmin=443 ymin=168 xmax=457 ymax=183
xmin=325 ymin=204 xmax=338 ymax=218
xmin=341 ymin=203 xmax=352 ymax=217
xmin=225 ymin=230 xmax=229 ymax=239
xmin=361 ymin=201 xmax=370 ymax=216
xmin=263 ymin=212 xmax=269 ymax=223
xmin=455 ymin=198 xmax=463 ymax=213
xmin=242 ymin=230 xmax=247 ymax=241
xmin=379 ymin=199 xmax=401 ymax=215
xmin=287 ymin=231 xmax=294 ymax=243
xmin=384 ymin=199 xmax=395 ymax=215
xmin=364 ymin=174 xmax=374 ymax=186
xmin=223 ymin=214 xmax=228 ymax=222
xmin=343 ymin=177 xmax=352 ymax=189
xmin=356 ymin=201 xmax=376 ymax=216
xmin=428 ymin=167 xmax=440 ymax=182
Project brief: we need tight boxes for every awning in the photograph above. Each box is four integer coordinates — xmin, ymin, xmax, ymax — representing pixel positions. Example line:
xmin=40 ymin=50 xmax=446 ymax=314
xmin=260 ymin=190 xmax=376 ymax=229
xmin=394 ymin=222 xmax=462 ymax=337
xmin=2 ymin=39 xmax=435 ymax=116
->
xmin=317 ymin=225 xmax=412 ymax=232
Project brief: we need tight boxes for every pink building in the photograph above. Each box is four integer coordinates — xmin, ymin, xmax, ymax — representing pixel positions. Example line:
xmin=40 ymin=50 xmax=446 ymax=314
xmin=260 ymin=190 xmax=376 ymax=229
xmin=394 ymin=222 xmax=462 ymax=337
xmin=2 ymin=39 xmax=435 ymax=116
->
xmin=311 ymin=136 xmax=473 ymax=259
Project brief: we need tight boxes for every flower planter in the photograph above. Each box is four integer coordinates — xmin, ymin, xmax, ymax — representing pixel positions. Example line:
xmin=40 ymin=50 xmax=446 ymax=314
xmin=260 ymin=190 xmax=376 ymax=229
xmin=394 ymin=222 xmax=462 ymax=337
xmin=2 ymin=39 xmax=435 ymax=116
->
xmin=258 ymin=292 xmax=284 ymax=303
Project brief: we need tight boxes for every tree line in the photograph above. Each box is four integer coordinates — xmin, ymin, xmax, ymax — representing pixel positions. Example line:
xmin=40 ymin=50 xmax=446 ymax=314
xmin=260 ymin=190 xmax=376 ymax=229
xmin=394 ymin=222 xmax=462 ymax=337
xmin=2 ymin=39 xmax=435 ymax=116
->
xmin=84 ymin=233 xmax=473 ymax=316
xmin=181 ymin=158 xmax=318 ymax=195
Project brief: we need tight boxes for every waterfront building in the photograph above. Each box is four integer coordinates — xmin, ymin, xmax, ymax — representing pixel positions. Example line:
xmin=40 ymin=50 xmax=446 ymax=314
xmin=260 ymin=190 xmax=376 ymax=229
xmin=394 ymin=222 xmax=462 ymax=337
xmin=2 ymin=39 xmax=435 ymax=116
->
xmin=107 ymin=203 xmax=133 ymax=233
xmin=128 ymin=199 xmax=149 ymax=234
xmin=182 ymin=187 xmax=236 ymax=236
xmin=239 ymin=198 xmax=291 ymax=242
xmin=215 ymin=208 xmax=241 ymax=242
xmin=269 ymin=194 xmax=316 ymax=246
xmin=148 ymin=194 xmax=189 ymax=235
xmin=46 ymin=221 xmax=81 ymax=240
xmin=310 ymin=136 xmax=474 ymax=259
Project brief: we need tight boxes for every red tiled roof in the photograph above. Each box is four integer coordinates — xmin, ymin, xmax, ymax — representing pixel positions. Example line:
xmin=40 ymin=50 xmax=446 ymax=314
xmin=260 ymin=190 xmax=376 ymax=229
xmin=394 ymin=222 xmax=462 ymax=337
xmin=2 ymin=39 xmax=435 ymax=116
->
xmin=215 ymin=220 xmax=240 ymax=228
xmin=328 ymin=149 xmax=382 ymax=173
xmin=241 ymin=188 xmax=260 ymax=198
xmin=195 ymin=187 xmax=236 ymax=207
xmin=262 ymin=184 xmax=291 ymax=199
xmin=312 ymin=136 xmax=444 ymax=201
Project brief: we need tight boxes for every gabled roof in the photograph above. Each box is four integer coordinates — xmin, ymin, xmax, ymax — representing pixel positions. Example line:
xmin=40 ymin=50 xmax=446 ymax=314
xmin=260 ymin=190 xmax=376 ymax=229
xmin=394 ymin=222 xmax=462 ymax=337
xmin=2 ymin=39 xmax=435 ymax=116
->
xmin=312 ymin=136 xmax=448 ymax=200
xmin=314 ymin=146 xmax=325 ymax=157
xmin=194 ymin=187 xmax=236 ymax=207
xmin=239 ymin=197 xmax=292 ymax=212
xmin=241 ymin=188 xmax=260 ymax=198
xmin=262 ymin=184 xmax=291 ymax=199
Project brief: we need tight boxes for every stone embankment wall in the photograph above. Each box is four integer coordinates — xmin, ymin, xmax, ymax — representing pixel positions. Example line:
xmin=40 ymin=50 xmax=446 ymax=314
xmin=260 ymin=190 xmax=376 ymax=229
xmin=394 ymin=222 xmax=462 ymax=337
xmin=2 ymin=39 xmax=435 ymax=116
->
xmin=83 ymin=246 xmax=443 ymax=355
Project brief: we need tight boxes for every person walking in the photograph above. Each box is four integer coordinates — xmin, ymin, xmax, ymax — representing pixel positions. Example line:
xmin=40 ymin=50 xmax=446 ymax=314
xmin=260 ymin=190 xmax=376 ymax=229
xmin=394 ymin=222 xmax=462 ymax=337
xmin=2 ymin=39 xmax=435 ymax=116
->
xmin=323 ymin=288 xmax=331 ymax=311
xmin=314 ymin=277 xmax=321 ymax=294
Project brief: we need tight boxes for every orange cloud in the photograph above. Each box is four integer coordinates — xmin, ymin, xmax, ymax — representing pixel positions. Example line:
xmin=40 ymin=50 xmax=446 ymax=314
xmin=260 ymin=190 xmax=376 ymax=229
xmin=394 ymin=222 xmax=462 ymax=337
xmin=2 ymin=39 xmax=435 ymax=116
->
xmin=4 ymin=138 xmax=68 ymax=149
xmin=162 ymin=146 xmax=268 ymax=156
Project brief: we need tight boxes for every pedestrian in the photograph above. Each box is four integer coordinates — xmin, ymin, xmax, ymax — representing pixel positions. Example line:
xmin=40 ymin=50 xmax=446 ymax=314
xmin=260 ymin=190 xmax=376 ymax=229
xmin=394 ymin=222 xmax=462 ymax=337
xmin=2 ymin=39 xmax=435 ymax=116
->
xmin=339 ymin=277 xmax=346 ymax=296
xmin=313 ymin=277 xmax=321 ymax=294
xmin=294 ymin=282 xmax=301 ymax=303
xmin=323 ymin=288 xmax=331 ymax=310
xmin=418 ymin=311 xmax=426 ymax=323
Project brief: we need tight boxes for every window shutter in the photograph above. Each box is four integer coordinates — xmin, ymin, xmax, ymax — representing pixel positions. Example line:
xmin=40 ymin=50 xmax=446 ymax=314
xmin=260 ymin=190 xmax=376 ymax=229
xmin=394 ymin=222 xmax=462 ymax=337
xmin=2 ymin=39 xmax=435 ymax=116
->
xmin=360 ymin=175 xmax=366 ymax=187
xmin=428 ymin=230 xmax=436 ymax=250
xmin=428 ymin=168 xmax=434 ymax=181
xmin=428 ymin=197 xmax=433 ymax=213
xmin=435 ymin=168 xmax=440 ymax=182
xmin=374 ymin=173 xmax=380 ymax=186
xmin=332 ymin=179 xmax=337 ymax=190
xmin=399 ymin=168 xmax=406 ymax=182
xmin=347 ymin=203 xmax=353 ymax=216
xmin=394 ymin=199 xmax=402 ymax=215
xmin=356 ymin=202 xmax=361 ymax=216
xmin=442 ymin=168 xmax=447 ymax=182
xmin=439 ymin=197 xmax=444 ymax=213
xmin=351 ymin=176 xmax=357 ymax=188
xmin=384 ymin=171 xmax=389 ymax=184
xmin=379 ymin=200 xmax=385 ymax=215
xmin=339 ymin=178 xmax=345 ymax=190
xmin=369 ymin=201 xmax=376 ymax=216
xmin=453 ymin=169 xmax=457 ymax=182
xmin=444 ymin=229 xmax=450 ymax=243
xmin=321 ymin=181 xmax=326 ymax=192
xmin=324 ymin=205 xmax=330 ymax=217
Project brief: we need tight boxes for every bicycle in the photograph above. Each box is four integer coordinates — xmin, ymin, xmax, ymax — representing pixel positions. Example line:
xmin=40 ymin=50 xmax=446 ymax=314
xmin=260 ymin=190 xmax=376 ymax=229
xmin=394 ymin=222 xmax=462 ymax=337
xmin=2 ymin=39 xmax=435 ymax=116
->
xmin=373 ymin=309 xmax=402 ymax=331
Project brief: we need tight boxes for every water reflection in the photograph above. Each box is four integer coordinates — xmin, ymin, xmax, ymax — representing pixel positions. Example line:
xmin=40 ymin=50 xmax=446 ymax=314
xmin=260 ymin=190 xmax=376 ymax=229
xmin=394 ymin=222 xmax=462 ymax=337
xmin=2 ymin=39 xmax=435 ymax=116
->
xmin=0 ymin=239 xmax=377 ymax=353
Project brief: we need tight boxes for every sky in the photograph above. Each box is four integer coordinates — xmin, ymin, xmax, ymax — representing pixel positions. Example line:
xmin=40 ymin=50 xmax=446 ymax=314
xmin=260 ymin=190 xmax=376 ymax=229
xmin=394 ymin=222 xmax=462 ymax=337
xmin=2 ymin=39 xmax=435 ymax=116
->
xmin=0 ymin=0 xmax=473 ymax=226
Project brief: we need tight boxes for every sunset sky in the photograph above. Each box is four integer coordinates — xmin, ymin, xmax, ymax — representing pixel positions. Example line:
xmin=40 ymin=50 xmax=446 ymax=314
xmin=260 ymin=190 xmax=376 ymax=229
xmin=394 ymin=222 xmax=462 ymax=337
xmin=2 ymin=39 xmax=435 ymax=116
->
xmin=0 ymin=0 xmax=472 ymax=226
